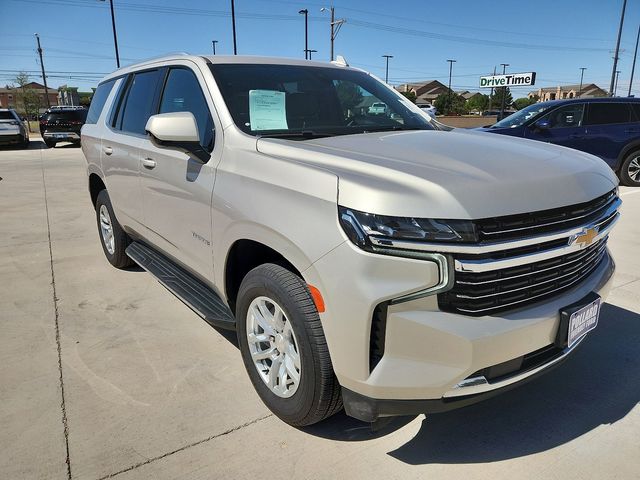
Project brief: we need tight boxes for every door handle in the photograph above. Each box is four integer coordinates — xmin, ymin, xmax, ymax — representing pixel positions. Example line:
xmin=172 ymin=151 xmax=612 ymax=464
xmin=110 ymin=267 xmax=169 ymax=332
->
xmin=141 ymin=157 xmax=157 ymax=169
xmin=103 ymin=146 xmax=113 ymax=156
xmin=569 ymin=134 xmax=584 ymax=139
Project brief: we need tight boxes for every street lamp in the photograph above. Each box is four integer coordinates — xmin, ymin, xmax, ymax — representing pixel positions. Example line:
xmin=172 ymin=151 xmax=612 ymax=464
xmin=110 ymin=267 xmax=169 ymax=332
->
xmin=382 ymin=55 xmax=393 ymax=83
xmin=320 ymin=7 xmax=345 ymax=61
xmin=499 ymin=63 xmax=509 ymax=119
xmin=578 ymin=67 xmax=587 ymax=97
xmin=212 ymin=40 xmax=218 ymax=55
xmin=99 ymin=0 xmax=120 ymax=68
xmin=446 ymin=59 xmax=456 ymax=115
xmin=299 ymin=9 xmax=309 ymax=60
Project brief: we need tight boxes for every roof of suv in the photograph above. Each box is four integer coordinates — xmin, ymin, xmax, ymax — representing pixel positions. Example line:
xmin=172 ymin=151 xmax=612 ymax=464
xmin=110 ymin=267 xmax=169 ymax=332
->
xmin=101 ymin=53 xmax=356 ymax=83
xmin=542 ymin=97 xmax=640 ymax=106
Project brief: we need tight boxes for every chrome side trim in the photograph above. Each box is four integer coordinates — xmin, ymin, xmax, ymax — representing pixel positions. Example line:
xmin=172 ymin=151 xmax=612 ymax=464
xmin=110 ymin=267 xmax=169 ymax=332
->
xmin=368 ymin=197 xmax=621 ymax=255
xmin=443 ymin=335 xmax=587 ymax=398
xmin=455 ymin=215 xmax=618 ymax=273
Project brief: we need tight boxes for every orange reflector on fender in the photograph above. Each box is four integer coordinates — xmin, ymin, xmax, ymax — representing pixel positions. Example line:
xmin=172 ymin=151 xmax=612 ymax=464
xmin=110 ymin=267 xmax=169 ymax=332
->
xmin=307 ymin=284 xmax=326 ymax=313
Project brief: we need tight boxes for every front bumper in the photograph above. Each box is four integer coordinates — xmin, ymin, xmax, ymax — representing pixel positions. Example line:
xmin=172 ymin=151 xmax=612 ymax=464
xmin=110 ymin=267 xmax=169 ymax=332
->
xmin=304 ymin=240 xmax=615 ymax=421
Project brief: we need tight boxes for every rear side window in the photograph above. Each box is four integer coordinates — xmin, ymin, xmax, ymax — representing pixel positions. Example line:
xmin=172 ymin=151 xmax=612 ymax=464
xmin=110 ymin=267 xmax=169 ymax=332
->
xmin=158 ymin=68 xmax=214 ymax=151
xmin=86 ymin=79 xmax=115 ymax=124
xmin=584 ymin=103 xmax=632 ymax=125
xmin=630 ymin=103 xmax=640 ymax=121
xmin=118 ymin=70 xmax=161 ymax=134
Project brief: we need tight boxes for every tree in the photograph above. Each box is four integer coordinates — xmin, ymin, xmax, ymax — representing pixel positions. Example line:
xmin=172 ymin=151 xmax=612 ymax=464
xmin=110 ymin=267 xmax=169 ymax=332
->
xmin=434 ymin=92 xmax=466 ymax=115
xmin=12 ymin=72 xmax=41 ymax=129
xmin=464 ymin=94 xmax=489 ymax=113
xmin=491 ymin=86 xmax=513 ymax=110
xmin=335 ymin=81 xmax=363 ymax=115
xmin=513 ymin=97 xmax=536 ymax=110
xmin=399 ymin=90 xmax=416 ymax=103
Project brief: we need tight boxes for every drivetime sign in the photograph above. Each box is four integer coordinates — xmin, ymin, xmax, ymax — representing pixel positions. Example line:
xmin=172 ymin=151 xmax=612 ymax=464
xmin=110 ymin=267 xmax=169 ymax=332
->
xmin=480 ymin=72 xmax=536 ymax=88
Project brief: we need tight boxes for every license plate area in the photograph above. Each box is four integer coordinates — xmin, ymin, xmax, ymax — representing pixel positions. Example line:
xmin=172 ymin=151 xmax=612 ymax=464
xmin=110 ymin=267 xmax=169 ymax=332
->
xmin=556 ymin=292 xmax=601 ymax=349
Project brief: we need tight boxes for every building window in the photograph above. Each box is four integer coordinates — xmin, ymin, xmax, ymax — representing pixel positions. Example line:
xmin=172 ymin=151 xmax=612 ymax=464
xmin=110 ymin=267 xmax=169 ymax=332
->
xmin=550 ymin=93 xmax=556 ymax=100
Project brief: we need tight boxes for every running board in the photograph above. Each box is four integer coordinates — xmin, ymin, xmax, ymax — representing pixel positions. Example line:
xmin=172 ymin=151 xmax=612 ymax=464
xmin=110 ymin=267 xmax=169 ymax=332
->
xmin=126 ymin=241 xmax=236 ymax=331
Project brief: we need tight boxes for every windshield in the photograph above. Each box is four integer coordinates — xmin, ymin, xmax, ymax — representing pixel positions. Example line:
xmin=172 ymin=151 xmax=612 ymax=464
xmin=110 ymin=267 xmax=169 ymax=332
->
xmin=490 ymin=101 xmax=555 ymax=129
xmin=209 ymin=63 xmax=432 ymax=138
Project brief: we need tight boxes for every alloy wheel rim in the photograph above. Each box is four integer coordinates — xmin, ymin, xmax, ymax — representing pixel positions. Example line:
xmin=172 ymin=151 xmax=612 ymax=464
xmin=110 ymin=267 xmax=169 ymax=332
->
xmin=628 ymin=156 xmax=640 ymax=182
xmin=99 ymin=205 xmax=115 ymax=255
xmin=246 ymin=296 xmax=301 ymax=398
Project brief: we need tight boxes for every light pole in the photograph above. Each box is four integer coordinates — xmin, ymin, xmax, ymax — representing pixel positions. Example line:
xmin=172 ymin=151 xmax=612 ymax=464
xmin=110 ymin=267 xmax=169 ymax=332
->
xmin=578 ymin=67 xmax=587 ymax=97
xmin=382 ymin=55 xmax=393 ymax=83
xmin=446 ymin=59 xmax=456 ymax=115
xmin=628 ymin=24 xmax=640 ymax=97
xmin=34 ymin=34 xmax=51 ymax=108
xmin=99 ymin=0 xmax=120 ymax=68
xmin=307 ymin=49 xmax=317 ymax=60
xmin=299 ymin=9 xmax=309 ymax=59
xmin=614 ymin=70 xmax=621 ymax=96
xmin=499 ymin=63 xmax=509 ymax=119
xmin=321 ymin=7 xmax=345 ymax=61
xmin=212 ymin=40 xmax=218 ymax=55
xmin=610 ymin=0 xmax=627 ymax=96
xmin=230 ymin=0 xmax=237 ymax=55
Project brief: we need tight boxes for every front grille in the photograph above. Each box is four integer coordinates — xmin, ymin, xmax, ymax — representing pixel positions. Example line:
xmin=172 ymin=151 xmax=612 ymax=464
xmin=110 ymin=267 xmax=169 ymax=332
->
xmin=475 ymin=190 xmax=617 ymax=241
xmin=439 ymin=238 xmax=608 ymax=315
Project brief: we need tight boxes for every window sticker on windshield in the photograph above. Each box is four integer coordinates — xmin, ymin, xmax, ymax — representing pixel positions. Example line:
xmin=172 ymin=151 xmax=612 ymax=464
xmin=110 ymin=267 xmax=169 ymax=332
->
xmin=249 ymin=90 xmax=288 ymax=131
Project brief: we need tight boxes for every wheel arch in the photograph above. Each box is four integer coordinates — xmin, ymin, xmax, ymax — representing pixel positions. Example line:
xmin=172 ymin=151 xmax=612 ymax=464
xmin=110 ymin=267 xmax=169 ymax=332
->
xmin=88 ymin=172 xmax=107 ymax=209
xmin=616 ymin=139 xmax=640 ymax=172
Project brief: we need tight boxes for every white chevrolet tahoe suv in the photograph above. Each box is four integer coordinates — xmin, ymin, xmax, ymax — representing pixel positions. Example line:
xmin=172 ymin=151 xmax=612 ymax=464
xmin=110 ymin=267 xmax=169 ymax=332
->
xmin=81 ymin=54 xmax=620 ymax=426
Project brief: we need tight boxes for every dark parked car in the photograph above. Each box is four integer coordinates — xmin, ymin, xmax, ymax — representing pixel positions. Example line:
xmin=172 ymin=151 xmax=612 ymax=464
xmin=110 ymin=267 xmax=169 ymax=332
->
xmin=39 ymin=107 xmax=87 ymax=148
xmin=479 ymin=98 xmax=640 ymax=186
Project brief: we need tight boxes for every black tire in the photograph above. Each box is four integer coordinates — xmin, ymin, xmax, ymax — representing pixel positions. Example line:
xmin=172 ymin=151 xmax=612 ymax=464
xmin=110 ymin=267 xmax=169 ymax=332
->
xmin=236 ymin=264 xmax=342 ymax=426
xmin=44 ymin=139 xmax=56 ymax=148
xmin=619 ymin=151 xmax=640 ymax=187
xmin=20 ymin=137 xmax=29 ymax=149
xmin=95 ymin=190 xmax=134 ymax=268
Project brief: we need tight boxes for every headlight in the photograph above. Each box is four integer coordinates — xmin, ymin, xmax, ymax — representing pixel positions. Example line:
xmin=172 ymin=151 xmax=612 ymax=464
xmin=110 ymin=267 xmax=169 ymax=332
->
xmin=339 ymin=206 xmax=477 ymax=252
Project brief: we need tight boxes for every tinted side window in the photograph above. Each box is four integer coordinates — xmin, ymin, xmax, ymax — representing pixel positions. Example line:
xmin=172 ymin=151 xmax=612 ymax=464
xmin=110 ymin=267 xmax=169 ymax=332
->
xmin=584 ymin=103 xmax=632 ymax=125
xmin=86 ymin=79 xmax=115 ymax=124
xmin=630 ymin=103 xmax=640 ymax=121
xmin=159 ymin=68 xmax=214 ymax=151
xmin=541 ymin=104 xmax=584 ymax=129
xmin=120 ymin=70 xmax=161 ymax=134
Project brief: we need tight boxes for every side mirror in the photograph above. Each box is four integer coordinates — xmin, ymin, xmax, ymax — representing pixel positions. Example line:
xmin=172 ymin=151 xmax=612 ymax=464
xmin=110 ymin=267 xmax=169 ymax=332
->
xmin=534 ymin=119 xmax=551 ymax=130
xmin=145 ymin=112 xmax=209 ymax=162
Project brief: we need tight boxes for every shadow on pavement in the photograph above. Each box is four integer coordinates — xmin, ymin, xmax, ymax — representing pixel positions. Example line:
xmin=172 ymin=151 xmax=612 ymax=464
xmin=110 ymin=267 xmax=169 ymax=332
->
xmin=304 ymin=303 xmax=640 ymax=461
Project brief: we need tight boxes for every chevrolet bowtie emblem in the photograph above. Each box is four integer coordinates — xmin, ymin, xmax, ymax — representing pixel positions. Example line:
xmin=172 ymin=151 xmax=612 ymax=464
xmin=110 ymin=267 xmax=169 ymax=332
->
xmin=570 ymin=227 xmax=599 ymax=248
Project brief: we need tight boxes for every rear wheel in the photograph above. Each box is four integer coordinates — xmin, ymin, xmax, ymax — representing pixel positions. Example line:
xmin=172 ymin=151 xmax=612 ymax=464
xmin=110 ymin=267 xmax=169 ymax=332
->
xmin=236 ymin=264 xmax=342 ymax=426
xmin=44 ymin=139 xmax=56 ymax=148
xmin=620 ymin=151 xmax=640 ymax=187
xmin=95 ymin=190 xmax=134 ymax=268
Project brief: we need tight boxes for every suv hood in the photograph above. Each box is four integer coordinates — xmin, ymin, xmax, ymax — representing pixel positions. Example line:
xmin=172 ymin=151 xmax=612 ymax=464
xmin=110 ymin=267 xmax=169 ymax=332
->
xmin=256 ymin=129 xmax=618 ymax=219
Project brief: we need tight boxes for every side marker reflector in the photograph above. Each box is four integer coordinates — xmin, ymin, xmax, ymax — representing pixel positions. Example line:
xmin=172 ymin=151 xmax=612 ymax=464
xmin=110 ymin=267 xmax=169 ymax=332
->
xmin=307 ymin=284 xmax=325 ymax=313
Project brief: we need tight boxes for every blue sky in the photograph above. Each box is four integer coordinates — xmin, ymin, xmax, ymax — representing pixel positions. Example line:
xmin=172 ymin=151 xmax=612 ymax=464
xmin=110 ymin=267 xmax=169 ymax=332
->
xmin=2 ymin=0 xmax=640 ymax=98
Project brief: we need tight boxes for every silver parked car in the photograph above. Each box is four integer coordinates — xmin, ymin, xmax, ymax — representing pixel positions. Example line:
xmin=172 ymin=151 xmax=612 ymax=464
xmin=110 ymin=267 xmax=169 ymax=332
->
xmin=0 ymin=109 xmax=29 ymax=148
xmin=81 ymin=54 xmax=620 ymax=426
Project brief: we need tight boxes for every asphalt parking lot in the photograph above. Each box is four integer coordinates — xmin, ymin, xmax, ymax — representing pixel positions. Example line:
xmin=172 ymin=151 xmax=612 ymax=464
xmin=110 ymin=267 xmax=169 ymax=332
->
xmin=1 ymin=138 xmax=639 ymax=480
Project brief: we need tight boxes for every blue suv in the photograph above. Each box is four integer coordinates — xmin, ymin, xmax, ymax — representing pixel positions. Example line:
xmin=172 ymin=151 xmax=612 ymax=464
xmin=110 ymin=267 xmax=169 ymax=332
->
xmin=480 ymin=98 xmax=640 ymax=186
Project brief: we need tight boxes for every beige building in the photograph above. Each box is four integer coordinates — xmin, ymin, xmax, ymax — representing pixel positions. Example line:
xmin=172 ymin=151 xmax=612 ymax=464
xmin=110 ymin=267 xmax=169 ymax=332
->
xmin=0 ymin=82 xmax=58 ymax=113
xmin=396 ymin=80 xmax=449 ymax=105
xmin=528 ymin=83 xmax=607 ymax=102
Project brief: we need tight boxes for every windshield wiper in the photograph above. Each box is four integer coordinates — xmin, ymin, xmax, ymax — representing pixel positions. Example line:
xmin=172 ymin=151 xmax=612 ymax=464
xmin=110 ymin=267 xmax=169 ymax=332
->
xmin=361 ymin=126 xmax=426 ymax=133
xmin=257 ymin=130 xmax=335 ymax=140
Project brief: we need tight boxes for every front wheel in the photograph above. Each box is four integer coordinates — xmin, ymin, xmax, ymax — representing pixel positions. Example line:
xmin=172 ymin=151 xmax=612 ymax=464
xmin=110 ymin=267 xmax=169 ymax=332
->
xmin=620 ymin=151 xmax=640 ymax=186
xmin=236 ymin=264 xmax=342 ymax=426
